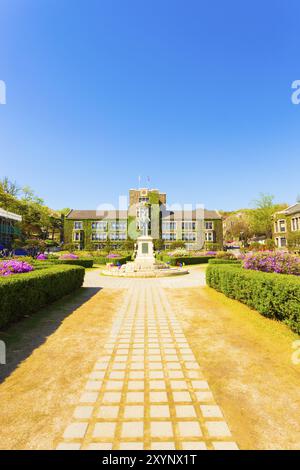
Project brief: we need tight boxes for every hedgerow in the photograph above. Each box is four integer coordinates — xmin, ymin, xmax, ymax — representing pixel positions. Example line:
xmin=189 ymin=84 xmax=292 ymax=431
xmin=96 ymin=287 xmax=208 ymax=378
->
xmin=93 ymin=255 xmax=132 ymax=265
xmin=161 ymin=255 xmax=214 ymax=266
xmin=0 ymin=265 xmax=85 ymax=328
xmin=206 ymin=264 xmax=300 ymax=334
xmin=42 ymin=258 xmax=94 ymax=268
xmin=208 ymin=259 xmax=241 ymax=265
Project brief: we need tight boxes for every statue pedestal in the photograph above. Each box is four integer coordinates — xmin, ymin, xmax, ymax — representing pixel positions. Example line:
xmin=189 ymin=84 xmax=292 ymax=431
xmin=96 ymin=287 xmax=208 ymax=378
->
xmin=134 ymin=236 xmax=155 ymax=269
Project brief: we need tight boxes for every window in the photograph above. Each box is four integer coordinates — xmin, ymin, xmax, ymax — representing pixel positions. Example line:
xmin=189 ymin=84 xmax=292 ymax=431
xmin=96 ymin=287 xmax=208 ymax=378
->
xmin=162 ymin=233 xmax=176 ymax=241
xmin=91 ymin=232 xmax=107 ymax=241
xmin=182 ymin=221 xmax=196 ymax=231
xmin=291 ymin=216 xmax=300 ymax=232
xmin=111 ymin=221 xmax=127 ymax=231
xmin=73 ymin=231 xmax=83 ymax=241
xmin=205 ymin=221 xmax=213 ymax=230
xmin=280 ymin=237 xmax=287 ymax=247
xmin=182 ymin=232 xmax=196 ymax=241
xmin=91 ymin=221 xmax=107 ymax=230
xmin=110 ymin=233 xmax=126 ymax=241
xmin=205 ymin=232 xmax=214 ymax=242
xmin=139 ymin=197 xmax=149 ymax=203
xmin=74 ymin=221 xmax=83 ymax=230
xmin=278 ymin=220 xmax=286 ymax=233
xmin=162 ymin=222 xmax=177 ymax=231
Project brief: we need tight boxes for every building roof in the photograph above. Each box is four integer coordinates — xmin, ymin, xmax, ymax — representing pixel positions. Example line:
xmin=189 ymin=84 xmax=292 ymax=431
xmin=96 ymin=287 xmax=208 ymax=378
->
xmin=0 ymin=208 xmax=22 ymax=222
xmin=66 ymin=208 xmax=221 ymax=220
xmin=277 ymin=203 xmax=300 ymax=216
xmin=66 ymin=209 xmax=128 ymax=220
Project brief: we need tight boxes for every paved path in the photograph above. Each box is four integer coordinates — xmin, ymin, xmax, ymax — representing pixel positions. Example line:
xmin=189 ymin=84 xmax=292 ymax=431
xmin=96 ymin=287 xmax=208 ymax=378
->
xmin=57 ymin=272 xmax=238 ymax=450
xmin=83 ymin=266 xmax=206 ymax=289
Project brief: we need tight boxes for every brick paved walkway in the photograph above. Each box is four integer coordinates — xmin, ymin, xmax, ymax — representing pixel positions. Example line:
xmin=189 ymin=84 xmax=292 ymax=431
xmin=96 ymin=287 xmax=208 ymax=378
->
xmin=56 ymin=278 xmax=238 ymax=450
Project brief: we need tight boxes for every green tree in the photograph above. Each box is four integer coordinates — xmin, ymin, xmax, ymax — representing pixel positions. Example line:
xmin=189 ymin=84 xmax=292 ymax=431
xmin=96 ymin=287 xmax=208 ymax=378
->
xmin=153 ymin=239 xmax=164 ymax=250
xmin=169 ymin=240 xmax=186 ymax=249
xmin=249 ymin=193 xmax=286 ymax=239
xmin=224 ymin=212 xmax=253 ymax=242
xmin=21 ymin=185 xmax=35 ymax=201
xmin=104 ymin=238 xmax=112 ymax=254
xmin=0 ymin=177 xmax=20 ymax=197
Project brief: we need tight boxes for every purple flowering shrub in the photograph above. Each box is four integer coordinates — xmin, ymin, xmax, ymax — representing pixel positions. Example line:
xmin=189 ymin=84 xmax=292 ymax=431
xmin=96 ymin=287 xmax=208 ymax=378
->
xmin=37 ymin=253 xmax=47 ymax=260
xmin=0 ymin=260 xmax=34 ymax=277
xmin=107 ymin=253 xmax=121 ymax=258
xmin=242 ymin=251 xmax=300 ymax=275
xmin=59 ymin=253 xmax=79 ymax=260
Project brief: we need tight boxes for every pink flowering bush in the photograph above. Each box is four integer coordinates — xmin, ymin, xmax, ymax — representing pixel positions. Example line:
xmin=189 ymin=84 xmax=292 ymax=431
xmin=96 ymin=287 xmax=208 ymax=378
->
xmin=59 ymin=253 xmax=79 ymax=260
xmin=0 ymin=260 xmax=34 ymax=277
xmin=243 ymin=251 xmax=300 ymax=276
xmin=107 ymin=253 xmax=121 ymax=258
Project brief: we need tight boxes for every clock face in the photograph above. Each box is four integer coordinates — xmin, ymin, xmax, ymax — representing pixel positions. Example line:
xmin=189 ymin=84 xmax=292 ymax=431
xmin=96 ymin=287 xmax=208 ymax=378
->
xmin=140 ymin=189 xmax=148 ymax=197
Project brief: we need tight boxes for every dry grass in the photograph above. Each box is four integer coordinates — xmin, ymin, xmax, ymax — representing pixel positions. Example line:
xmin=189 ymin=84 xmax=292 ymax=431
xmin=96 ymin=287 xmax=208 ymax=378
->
xmin=0 ymin=287 xmax=125 ymax=450
xmin=166 ymin=285 xmax=300 ymax=449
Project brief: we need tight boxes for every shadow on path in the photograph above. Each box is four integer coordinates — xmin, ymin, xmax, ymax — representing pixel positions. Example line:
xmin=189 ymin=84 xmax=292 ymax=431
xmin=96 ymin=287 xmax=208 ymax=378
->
xmin=0 ymin=287 xmax=101 ymax=383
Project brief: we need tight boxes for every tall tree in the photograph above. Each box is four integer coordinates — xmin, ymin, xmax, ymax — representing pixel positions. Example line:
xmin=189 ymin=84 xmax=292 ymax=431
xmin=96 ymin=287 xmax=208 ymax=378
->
xmin=0 ymin=177 xmax=20 ymax=197
xmin=249 ymin=193 xmax=286 ymax=239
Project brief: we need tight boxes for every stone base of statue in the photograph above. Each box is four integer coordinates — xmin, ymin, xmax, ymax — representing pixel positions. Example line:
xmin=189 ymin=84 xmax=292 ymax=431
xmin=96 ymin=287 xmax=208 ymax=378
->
xmin=134 ymin=235 xmax=156 ymax=270
xmin=103 ymin=234 xmax=189 ymax=278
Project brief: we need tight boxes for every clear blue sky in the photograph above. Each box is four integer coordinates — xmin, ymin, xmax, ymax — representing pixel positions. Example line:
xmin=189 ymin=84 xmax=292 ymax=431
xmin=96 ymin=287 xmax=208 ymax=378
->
xmin=0 ymin=0 xmax=299 ymax=211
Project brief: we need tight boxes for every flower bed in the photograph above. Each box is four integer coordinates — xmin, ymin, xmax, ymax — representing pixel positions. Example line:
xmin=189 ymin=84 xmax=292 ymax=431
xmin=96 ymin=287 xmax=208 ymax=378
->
xmin=206 ymin=264 xmax=300 ymax=334
xmin=243 ymin=252 xmax=300 ymax=276
xmin=59 ymin=253 xmax=79 ymax=260
xmin=106 ymin=253 xmax=121 ymax=259
xmin=0 ymin=260 xmax=34 ymax=277
xmin=0 ymin=265 xmax=85 ymax=329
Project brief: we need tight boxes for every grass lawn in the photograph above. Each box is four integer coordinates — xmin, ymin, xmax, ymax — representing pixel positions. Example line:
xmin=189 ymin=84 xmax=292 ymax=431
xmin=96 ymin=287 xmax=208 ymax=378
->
xmin=0 ymin=286 xmax=125 ymax=449
xmin=166 ymin=283 xmax=300 ymax=449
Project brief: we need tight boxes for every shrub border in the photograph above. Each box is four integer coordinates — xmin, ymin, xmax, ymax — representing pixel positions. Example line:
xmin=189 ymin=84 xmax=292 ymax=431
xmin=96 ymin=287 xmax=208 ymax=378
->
xmin=0 ymin=265 xmax=85 ymax=328
xmin=206 ymin=264 xmax=300 ymax=334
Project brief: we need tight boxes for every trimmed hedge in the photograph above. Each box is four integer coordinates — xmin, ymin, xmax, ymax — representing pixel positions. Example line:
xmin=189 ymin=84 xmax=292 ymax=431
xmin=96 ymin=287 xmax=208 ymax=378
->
xmin=0 ymin=265 xmax=85 ymax=329
xmin=208 ymin=259 xmax=242 ymax=265
xmin=42 ymin=258 xmax=94 ymax=268
xmin=206 ymin=264 xmax=300 ymax=334
xmin=162 ymin=256 xmax=214 ymax=266
xmin=93 ymin=255 xmax=132 ymax=266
